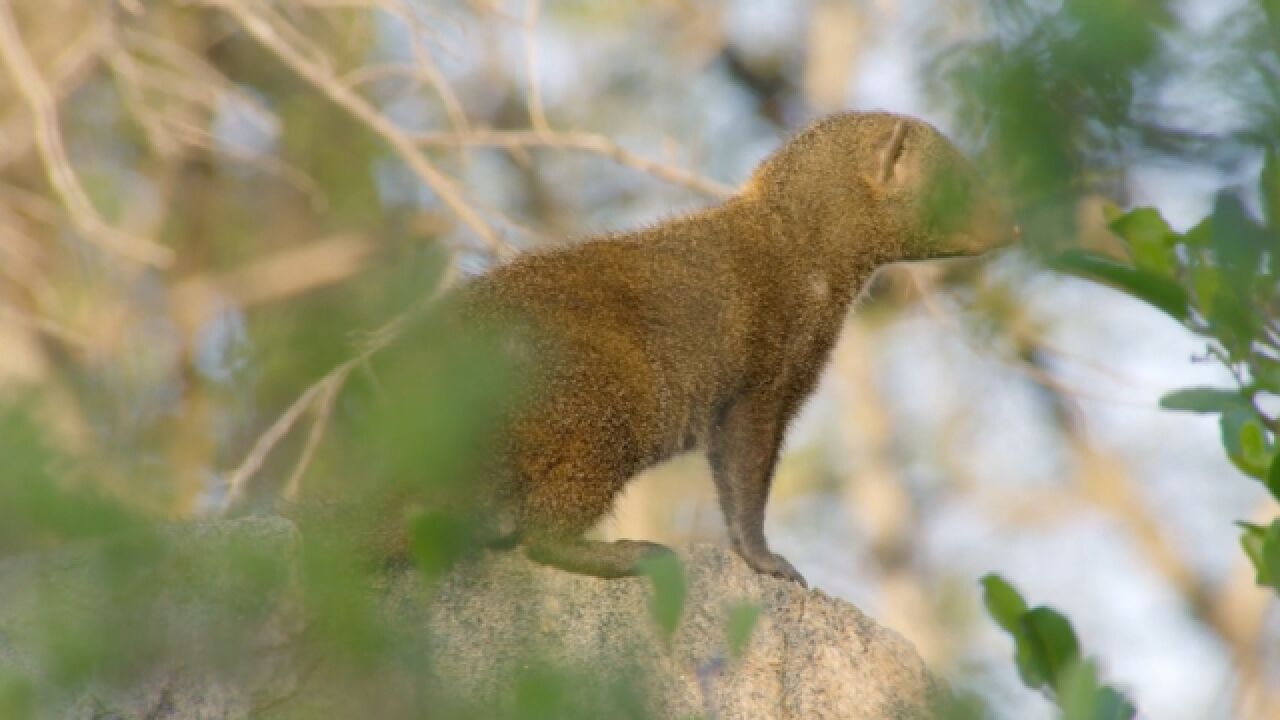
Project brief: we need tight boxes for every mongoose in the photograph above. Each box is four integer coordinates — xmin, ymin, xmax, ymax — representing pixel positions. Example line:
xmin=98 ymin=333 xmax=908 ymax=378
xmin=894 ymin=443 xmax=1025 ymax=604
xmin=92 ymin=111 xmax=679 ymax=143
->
xmin=456 ymin=112 xmax=1017 ymax=586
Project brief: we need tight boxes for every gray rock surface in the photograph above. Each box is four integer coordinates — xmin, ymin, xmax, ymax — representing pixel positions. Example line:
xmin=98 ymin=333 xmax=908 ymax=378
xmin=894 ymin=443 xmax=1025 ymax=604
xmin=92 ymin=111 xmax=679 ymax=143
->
xmin=0 ymin=518 xmax=304 ymax=720
xmin=0 ymin=519 xmax=941 ymax=719
xmin=407 ymin=543 xmax=942 ymax=720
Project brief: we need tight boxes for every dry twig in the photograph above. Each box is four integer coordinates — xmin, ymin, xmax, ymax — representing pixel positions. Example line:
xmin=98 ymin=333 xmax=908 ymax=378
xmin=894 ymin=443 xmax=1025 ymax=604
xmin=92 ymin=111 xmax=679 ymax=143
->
xmin=282 ymin=373 xmax=342 ymax=502
xmin=905 ymin=265 xmax=1160 ymax=408
xmin=0 ymin=23 xmax=107 ymax=167
xmin=415 ymin=129 xmax=735 ymax=198
xmin=215 ymin=0 xmax=509 ymax=257
xmin=0 ymin=1 xmax=174 ymax=266
xmin=523 ymin=0 xmax=550 ymax=134
xmin=220 ymin=259 xmax=458 ymax=514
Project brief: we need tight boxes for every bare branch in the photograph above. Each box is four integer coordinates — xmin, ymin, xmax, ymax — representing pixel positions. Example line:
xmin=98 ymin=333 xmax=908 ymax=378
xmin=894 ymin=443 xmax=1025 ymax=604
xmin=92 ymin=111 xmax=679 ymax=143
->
xmin=0 ymin=299 xmax=90 ymax=349
xmin=163 ymin=118 xmax=327 ymax=210
xmin=122 ymin=27 xmax=279 ymax=135
xmin=0 ymin=24 xmax=106 ymax=168
xmin=214 ymin=1 xmax=509 ymax=257
xmin=282 ymin=372 xmax=341 ymax=502
xmin=222 ymin=373 xmax=329 ymax=512
xmin=375 ymin=0 xmax=471 ymax=136
xmin=523 ymin=0 xmax=550 ymax=134
xmin=220 ymin=257 xmax=459 ymax=515
xmin=172 ymin=234 xmax=374 ymax=335
xmin=106 ymin=41 xmax=181 ymax=157
xmin=905 ymin=266 xmax=1159 ymax=407
xmin=0 ymin=2 xmax=173 ymax=266
xmin=415 ymin=129 xmax=736 ymax=198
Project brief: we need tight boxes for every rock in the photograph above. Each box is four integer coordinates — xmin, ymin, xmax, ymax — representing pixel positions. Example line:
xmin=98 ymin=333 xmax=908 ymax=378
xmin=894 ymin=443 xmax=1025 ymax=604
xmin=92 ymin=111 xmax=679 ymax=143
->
xmin=406 ymin=543 xmax=942 ymax=720
xmin=0 ymin=517 xmax=304 ymax=720
xmin=0 ymin=520 xmax=941 ymax=719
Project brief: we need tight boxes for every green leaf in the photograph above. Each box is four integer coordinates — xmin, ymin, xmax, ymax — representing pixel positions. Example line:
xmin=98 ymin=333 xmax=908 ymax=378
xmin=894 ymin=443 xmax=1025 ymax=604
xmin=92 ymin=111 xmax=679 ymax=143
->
xmin=1205 ymin=197 xmax=1268 ymax=335
xmin=1108 ymin=206 xmax=1176 ymax=274
xmin=1220 ymin=408 xmax=1272 ymax=478
xmin=1238 ymin=522 xmax=1274 ymax=587
xmin=1059 ymin=660 xmax=1137 ymax=720
xmin=983 ymin=578 xmax=1137 ymax=715
xmin=0 ymin=673 xmax=33 ymax=719
xmin=1053 ymin=250 xmax=1190 ymax=322
xmin=1267 ymin=453 xmax=1280 ymax=503
xmin=725 ymin=602 xmax=761 ymax=660
xmin=639 ymin=552 xmax=686 ymax=646
xmin=1206 ymin=291 xmax=1258 ymax=361
xmin=1158 ymin=387 xmax=1247 ymax=414
xmin=1254 ymin=359 xmax=1280 ymax=394
xmin=1261 ymin=147 xmax=1279 ymax=234
xmin=1094 ymin=686 xmax=1139 ymax=720
xmin=1019 ymin=607 xmax=1082 ymax=692
xmin=1183 ymin=215 xmax=1213 ymax=247
xmin=1241 ymin=520 xmax=1280 ymax=591
xmin=1188 ymin=254 xmax=1220 ymax=317
xmin=408 ymin=510 xmax=472 ymax=581
xmin=1240 ymin=422 xmax=1271 ymax=468
xmin=981 ymin=574 xmax=1029 ymax=634
xmin=1013 ymin=635 xmax=1050 ymax=690
xmin=1265 ymin=521 xmax=1280 ymax=592
xmin=513 ymin=666 xmax=572 ymax=719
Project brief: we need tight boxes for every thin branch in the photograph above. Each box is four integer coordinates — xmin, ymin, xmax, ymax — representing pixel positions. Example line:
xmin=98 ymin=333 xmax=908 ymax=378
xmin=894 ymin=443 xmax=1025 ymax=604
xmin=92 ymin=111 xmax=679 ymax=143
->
xmin=905 ymin=266 xmax=1160 ymax=408
xmin=172 ymin=234 xmax=374 ymax=337
xmin=414 ymin=129 xmax=736 ymax=198
xmin=215 ymin=0 xmax=509 ymax=256
xmin=0 ymin=23 xmax=106 ymax=168
xmin=220 ymin=258 xmax=458 ymax=514
xmin=106 ymin=41 xmax=180 ymax=157
xmin=0 ymin=1 xmax=174 ymax=267
xmin=0 ymin=300 xmax=89 ymax=349
xmin=523 ymin=0 xmax=550 ymax=134
xmin=282 ymin=369 xmax=342 ymax=502
xmin=222 ymin=374 xmax=330 ymax=512
xmin=378 ymin=0 xmax=471 ymax=137
xmin=123 ymin=27 xmax=279 ymax=135
xmin=163 ymin=118 xmax=327 ymax=211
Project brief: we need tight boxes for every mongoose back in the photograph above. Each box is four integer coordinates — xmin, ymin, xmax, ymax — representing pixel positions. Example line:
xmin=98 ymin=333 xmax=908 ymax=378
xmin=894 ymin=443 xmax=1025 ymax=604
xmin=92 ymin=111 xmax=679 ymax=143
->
xmin=457 ymin=111 xmax=1017 ymax=585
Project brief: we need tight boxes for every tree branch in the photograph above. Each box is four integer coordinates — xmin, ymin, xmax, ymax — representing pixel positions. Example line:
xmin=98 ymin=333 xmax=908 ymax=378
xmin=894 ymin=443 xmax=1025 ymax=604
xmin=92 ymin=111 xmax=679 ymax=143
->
xmin=0 ymin=0 xmax=174 ymax=267
xmin=414 ymin=129 xmax=735 ymax=199
xmin=215 ymin=0 xmax=510 ymax=257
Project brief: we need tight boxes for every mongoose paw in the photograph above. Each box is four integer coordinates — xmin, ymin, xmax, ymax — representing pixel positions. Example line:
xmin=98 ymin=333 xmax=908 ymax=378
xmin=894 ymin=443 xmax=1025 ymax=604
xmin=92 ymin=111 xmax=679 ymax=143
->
xmin=740 ymin=549 xmax=807 ymax=588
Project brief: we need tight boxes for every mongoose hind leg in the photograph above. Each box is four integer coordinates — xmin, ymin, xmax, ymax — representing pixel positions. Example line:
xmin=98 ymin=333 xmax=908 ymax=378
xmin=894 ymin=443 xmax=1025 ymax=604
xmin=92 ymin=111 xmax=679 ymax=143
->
xmin=525 ymin=537 xmax=673 ymax=577
xmin=515 ymin=441 xmax=670 ymax=577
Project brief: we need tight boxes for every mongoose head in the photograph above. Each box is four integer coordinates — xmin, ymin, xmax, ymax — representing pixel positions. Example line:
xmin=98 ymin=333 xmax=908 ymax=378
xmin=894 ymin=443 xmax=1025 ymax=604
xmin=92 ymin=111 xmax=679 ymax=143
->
xmin=748 ymin=112 xmax=1020 ymax=263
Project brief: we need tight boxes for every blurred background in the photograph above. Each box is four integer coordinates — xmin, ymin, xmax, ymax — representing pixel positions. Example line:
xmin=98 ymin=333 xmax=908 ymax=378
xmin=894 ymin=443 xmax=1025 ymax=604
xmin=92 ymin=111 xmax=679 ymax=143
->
xmin=0 ymin=0 xmax=1276 ymax=718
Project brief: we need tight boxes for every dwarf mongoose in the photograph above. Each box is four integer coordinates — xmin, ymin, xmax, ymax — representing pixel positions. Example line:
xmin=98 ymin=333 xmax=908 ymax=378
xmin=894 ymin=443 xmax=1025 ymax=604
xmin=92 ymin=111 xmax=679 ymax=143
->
xmin=457 ymin=112 xmax=1018 ymax=586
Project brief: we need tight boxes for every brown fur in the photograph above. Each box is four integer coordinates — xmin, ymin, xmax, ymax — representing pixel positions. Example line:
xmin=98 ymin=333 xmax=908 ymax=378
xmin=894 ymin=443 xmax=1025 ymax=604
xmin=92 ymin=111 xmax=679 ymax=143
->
xmin=456 ymin=112 xmax=1017 ymax=585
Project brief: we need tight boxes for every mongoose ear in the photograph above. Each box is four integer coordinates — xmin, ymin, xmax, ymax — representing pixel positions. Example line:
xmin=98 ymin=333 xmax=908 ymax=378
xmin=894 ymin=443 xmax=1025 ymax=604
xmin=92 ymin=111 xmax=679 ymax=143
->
xmin=875 ymin=120 xmax=910 ymax=187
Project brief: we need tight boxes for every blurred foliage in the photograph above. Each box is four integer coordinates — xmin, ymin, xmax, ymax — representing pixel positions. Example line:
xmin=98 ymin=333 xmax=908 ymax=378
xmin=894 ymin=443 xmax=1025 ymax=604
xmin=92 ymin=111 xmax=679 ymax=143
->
xmin=930 ymin=0 xmax=1173 ymax=247
xmin=723 ymin=601 xmax=761 ymax=661
xmin=0 ymin=319 xmax=676 ymax=718
xmin=0 ymin=1 xmax=745 ymax=716
xmin=982 ymin=576 xmax=1135 ymax=720
xmin=1058 ymin=150 xmax=1280 ymax=589
xmin=933 ymin=0 xmax=1280 ymax=716
xmin=638 ymin=551 xmax=687 ymax=649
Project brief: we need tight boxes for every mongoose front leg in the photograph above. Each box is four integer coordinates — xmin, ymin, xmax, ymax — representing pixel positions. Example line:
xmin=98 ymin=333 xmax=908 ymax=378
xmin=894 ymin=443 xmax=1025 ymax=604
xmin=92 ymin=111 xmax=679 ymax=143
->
xmin=525 ymin=537 xmax=674 ymax=578
xmin=708 ymin=392 xmax=806 ymax=587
